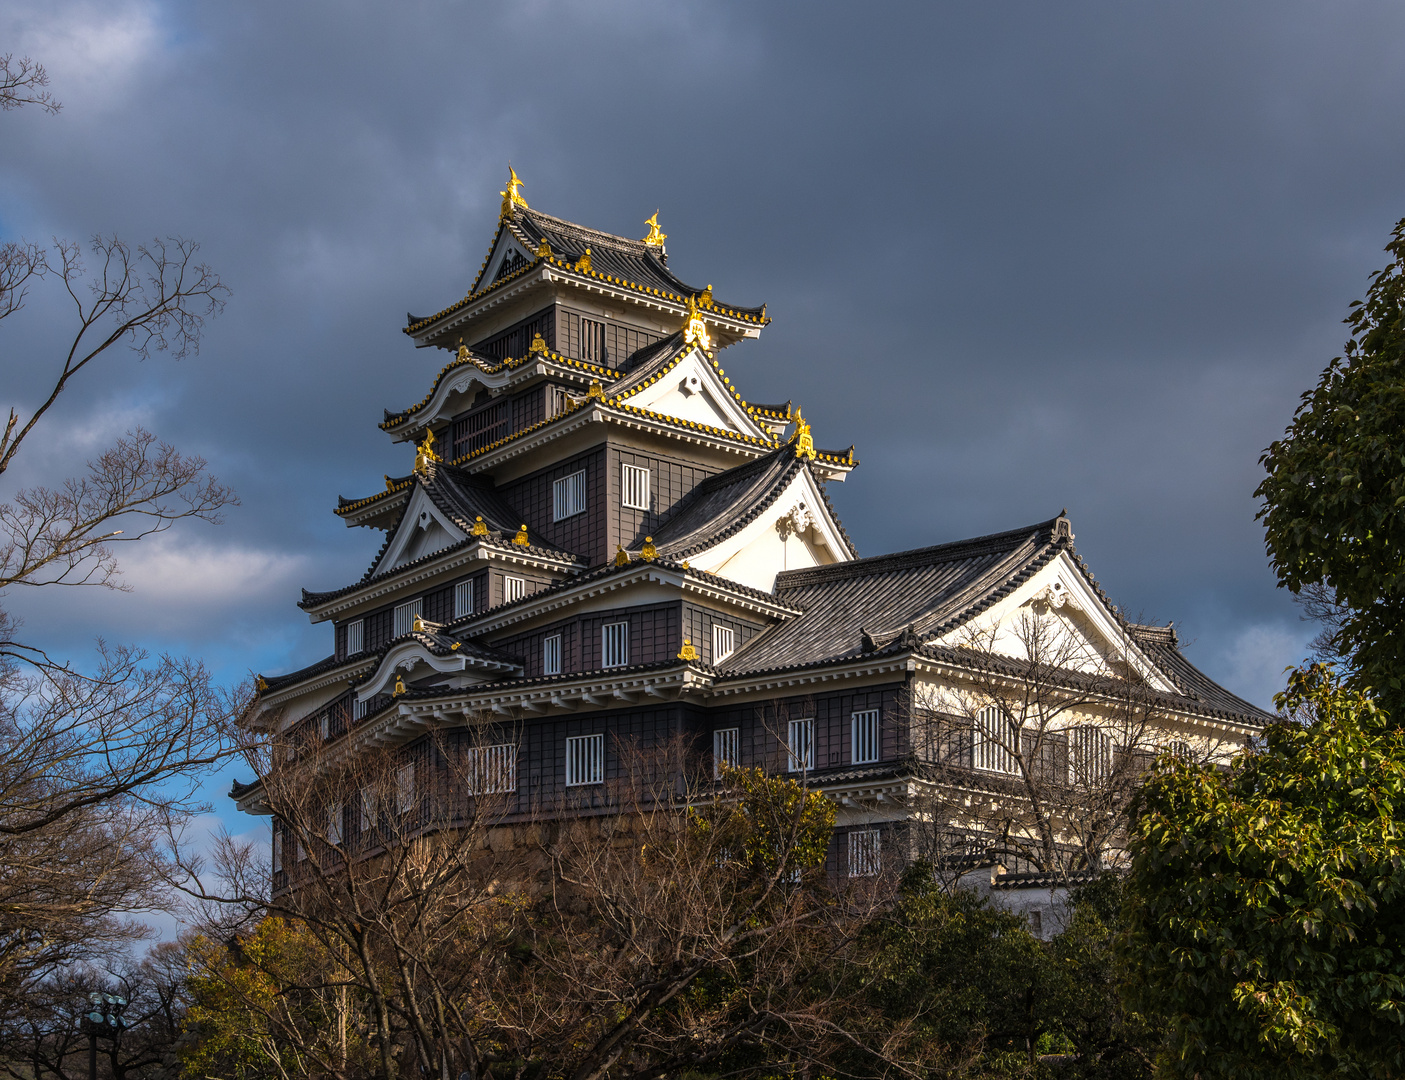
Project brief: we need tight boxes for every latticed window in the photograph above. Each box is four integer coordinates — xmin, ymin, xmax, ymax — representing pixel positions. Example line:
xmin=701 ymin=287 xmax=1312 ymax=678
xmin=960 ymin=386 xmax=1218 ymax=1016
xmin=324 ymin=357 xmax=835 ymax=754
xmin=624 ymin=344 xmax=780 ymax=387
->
xmin=543 ymin=633 xmax=562 ymax=676
xmin=602 ymin=621 xmax=629 ymax=668
xmin=465 ymin=744 xmax=517 ymax=795
xmin=621 ymin=464 xmax=651 ymax=510
xmin=565 ymin=734 xmax=604 ymax=786
xmin=454 ymin=581 xmax=474 ymax=619
xmin=345 ymin=619 xmax=364 ymax=655
xmin=397 ymin=763 xmax=416 ymax=815
xmin=1069 ymin=725 xmax=1113 ymax=785
xmin=852 ymin=709 xmax=880 ymax=764
xmin=849 ymin=829 xmax=881 ymax=876
xmin=973 ymin=705 xmax=1018 ymax=774
xmin=503 ymin=576 xmax=526 ymax=603
xmin=713 ymin=624 xmax=735 ymax=663
xmin=787 ymin=718 xmax=814 ymax=773
xmin=713 ymin=727 xmax=740 ymax=778
xmin=394 ymin=599 xmax=422 ymax=637
xmin=553 ymin=469 xmax=586 ymax=521
xmin=354 ymin=697 xmax=369 ymax=721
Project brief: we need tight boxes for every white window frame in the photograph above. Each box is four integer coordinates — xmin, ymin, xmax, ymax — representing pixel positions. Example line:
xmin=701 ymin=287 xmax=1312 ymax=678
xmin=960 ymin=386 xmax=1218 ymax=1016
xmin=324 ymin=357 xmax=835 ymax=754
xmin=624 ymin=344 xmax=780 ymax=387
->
xmin=396 ymin=762 xmax=416 ymax=815
xmin=327 ymin=801 xmax=343 ymax=846
xmin=271 ymin=828 xmax=283 ymax=872
xmin=787 ymin=718 xmax=814 ymax=773
xmin=553 ymin=469 xmax=587 ymax=521
xmin=601 ymin=621 xmax=629 ymax=668
xmin=849 ymin=828 xmax=881 ymax=877
xmin=712 ymin=624 xmax=735 ymax=663
xmin=713 ymin=727 xmax=740 ymax=779
xmin=565 ymin=733 xmax=605 ymax=787
xmin=319 ymin=711 xmax=330 ymax=742
xmin=345 ymin=619 xmax=364 ymax=655
xmin=1070 ymin=725 xmax=1113 ymax=785
xmin=852 ymin=709 xmax=880 ymax=765
xmin=454 ymin=580 xmax=474 ymax=619
xmin=973 ymin=705 xmax=1019 ymax=775
xmin=354 ymin=697 xmax=369 ymax=721
xmin=394 ymin=599 xmax=422 ymax=637
xmin=543 ymin=633 xmax=562 ymax=676
xmin=359 ymin=787 xmax=376 ymax=832
xmin=465 ymin=744 xmax=518 ymax=795
xmin=621 ymin=463 xmax=651 ymax=511
xmin=503 ymin=575 xmax=526 ymax=604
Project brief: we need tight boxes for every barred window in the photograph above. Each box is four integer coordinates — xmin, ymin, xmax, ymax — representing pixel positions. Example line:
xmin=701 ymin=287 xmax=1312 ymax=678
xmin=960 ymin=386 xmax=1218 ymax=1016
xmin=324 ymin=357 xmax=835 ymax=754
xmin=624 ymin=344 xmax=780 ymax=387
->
xmin=713 ymin=727 xmax=740 ymax=778
xmin=713 ymin=624 xmax=735 ymax=663
xmin=345 ymin=619 xmax=364 ymax=655
xmin=852 ymin=709 xmax=880 ymax=764
xmin=503 ymin=575 xmax=526 ymax=603
xmin=621 ymin=464 xmax=651 ymax=510
xmin=319 ymin=711 xmax=330 ymax=742
xmin=454 ymin=580 xmax=474 ymax=619
xmin=354 ymin=697 xmax=369 ymax=721
xmin=1167 ymin=739 xmax=1192 ymax=762
xmin=543 ymin=633 xmax=562 ymax=676
xmin=553 ymin=469 xmax=586 ymax=521
xmin=394 ymin=599 xmax=422 ymax=637
xmin=327 ymin=801 xmax=343 ymax=846
xmin=397 ymin=763 xmax=416 ymax=815
xmin=360 ymin=787 xmax=376 ymax=832
xmin=973 ymin=705 xmax=1019 ymax=774
xmin=1069 ymin=725 xmax=1113 ymax=785
xmin=849 ymin=829 xmax=881 ymax=876
xmin=602 ymin=621 xmax=629 ymax=668
xmin=565 ymin=733 xmax=604 ymax=786
xmin=271 ymin=828 xmax=282 ymax=872
xmin=787 ymin=718 xmax=814 ymax=773
xmin=465 ymin=744 xmax=517 ymax=795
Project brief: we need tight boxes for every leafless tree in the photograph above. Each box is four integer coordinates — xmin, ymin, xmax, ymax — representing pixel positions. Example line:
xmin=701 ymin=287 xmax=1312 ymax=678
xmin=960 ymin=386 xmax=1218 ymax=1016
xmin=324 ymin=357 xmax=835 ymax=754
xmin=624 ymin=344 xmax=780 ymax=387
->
xmin=907 ymin=604 xmax=1221 ymax=887
xmin=1295 ymin=579 xmax=1351 ymax=663
xmin=0 ymin=54 xmax=60 ymax=114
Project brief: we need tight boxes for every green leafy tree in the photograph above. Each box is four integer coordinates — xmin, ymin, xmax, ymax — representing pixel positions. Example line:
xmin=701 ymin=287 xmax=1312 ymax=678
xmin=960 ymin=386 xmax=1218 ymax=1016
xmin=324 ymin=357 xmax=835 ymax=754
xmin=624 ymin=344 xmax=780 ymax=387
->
xmin=1124 ymin=664 xmax=1405 ymax=1079
xmin=1256 ymin=217 xmax=1405 ymax=708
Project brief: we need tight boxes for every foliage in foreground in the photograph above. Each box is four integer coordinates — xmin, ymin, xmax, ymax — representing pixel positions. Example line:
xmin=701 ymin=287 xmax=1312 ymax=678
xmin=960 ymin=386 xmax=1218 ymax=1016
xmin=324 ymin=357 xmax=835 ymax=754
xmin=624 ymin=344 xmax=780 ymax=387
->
xmin=1125 ymin=664 xmax=1405 ymax=1079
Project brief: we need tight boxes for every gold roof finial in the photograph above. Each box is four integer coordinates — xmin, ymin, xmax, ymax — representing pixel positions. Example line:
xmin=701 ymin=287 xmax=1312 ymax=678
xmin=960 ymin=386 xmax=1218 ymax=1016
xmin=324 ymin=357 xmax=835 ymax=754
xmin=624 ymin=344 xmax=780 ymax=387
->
xmin=412 ymin=613 xmax=425 ymax=633
xmin=414 ymin=429 xmax=440 ymax=473
xmin=677 ymin=638 xmax=699 ymax=662
xmin=641 ymin=536 xmax=658 ymax=561
xmin=471 ymin=514 xmax=489 ymax=537
xmin=642 ymin=211 xmax=667 ymax=247
xmin=682 ymin=294 xmax=712 ymax=350
xmin=792 ymin=407 xmax=816 ymax=461
xmin=701 ymin=283 xmax=713 ymax=305
xmin=500 ymin=164 xmax=528 ymax=219
xmin=586 ymin=379 xmax=605 ymax=401
xmin=255 ymin=675 xmax=268 ymax=692
xmin=536 ymin=236 xmax=552 ymax=258
xmin=528 ymin=331 xmax=548 ymax=356
xmin=513 ymin=523 xmax=530 ymax=546
xmin=576 ymin=247 xmax=592 ymax=274
xmin=615 ymin=545 xmax=631 ymax=567
xmin=393 ymin=674 xmax=407 ymax=696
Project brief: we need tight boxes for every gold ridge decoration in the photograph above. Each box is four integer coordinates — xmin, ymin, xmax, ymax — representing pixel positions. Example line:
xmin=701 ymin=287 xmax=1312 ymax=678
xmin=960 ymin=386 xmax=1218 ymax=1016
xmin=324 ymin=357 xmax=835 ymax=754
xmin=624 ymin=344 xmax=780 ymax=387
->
xmin=641 ymin=536 xmax=658 ymax=561
xmin=412 ymin=613 xmax=425 ymax=633
xmin=792 ymin=407 xmax=816 ymax=461
xmin=677 ymin=638 xmax=699 ymax=661
xmin=255 ymin=675 xmax=269 ymax=692
xmin=614 ymin=545 xmax=631 ymax=567
xmin=393 ymin=674 xmax=407 ymax=696
xmin=586 ymin=379 xmax=605 ymax=401
xmin=451 ymin=642 xmax=461 ymax=651
xmin=528 ymin=332 xmax=548 ymax=356
xmin=499 ymin=165 xmax=528 ymax=220
xmin=701 ymin=284 xmax=713 ymax=306
xmin=471 ymin=515 xmax=489 ymax=536
xmin=536 ymin=237 xmax=551 ymax=258
xmin=513 ymin=524 xmax=530 ymax=546
xmin=642 ymin=211 xmax=666 ymax=247
xmin=682 ymin=294 xmax=712 ymax=350
xmin=414 ymin=429 xmax=440 ymax=473
xmin=576 ymin=248 xmax=592 ymax=274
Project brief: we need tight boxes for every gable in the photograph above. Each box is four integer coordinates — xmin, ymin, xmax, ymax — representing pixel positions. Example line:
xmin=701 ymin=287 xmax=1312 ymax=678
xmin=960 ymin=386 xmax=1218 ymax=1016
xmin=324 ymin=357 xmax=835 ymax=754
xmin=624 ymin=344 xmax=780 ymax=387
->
xmin=931 ymin=551 xmax=1178 ymax=694
xmin=476 ymin=231 xmax=534 ymax=294
xmin=370 ymin=485 xmax=469 ymax=577
xmin=686 ymin=468 xmax=849 ymax=593
xmin=623 ymin=347 xmax=771 ymax=438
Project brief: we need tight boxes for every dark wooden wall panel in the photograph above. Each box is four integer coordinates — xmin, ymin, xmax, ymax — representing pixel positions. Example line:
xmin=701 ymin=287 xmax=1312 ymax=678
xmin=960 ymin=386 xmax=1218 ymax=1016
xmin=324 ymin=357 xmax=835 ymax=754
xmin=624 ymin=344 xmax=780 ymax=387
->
xmin=608 ymin=444 xmax=722 ymax=551
xmin=501 ymin=446 xmax=607 ymax=565
xmin=680 ymin=604 xmax=767 ymax=666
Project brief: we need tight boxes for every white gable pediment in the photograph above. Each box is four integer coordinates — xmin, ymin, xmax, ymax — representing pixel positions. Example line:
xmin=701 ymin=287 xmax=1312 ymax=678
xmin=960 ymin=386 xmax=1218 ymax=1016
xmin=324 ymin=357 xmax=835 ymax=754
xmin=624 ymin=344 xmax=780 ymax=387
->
xmin=625 ymin=348 xmax=771 ymax=439
xmin=479 ymin=233 xmax=534 ymax=292
xmin=931 ymin=552 xmax=1177 ymax=695
xmin=372 ymin=486 xmax=468 ymax=576
xmin=687 ymin=467 xmax=849 ymax=593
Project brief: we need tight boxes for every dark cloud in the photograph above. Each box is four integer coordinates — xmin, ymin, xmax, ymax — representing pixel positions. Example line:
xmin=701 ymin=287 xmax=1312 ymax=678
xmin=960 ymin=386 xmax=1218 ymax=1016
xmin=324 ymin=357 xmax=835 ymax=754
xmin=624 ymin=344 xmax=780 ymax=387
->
xmin=5 ymin=0 xmax=1404 ymax=721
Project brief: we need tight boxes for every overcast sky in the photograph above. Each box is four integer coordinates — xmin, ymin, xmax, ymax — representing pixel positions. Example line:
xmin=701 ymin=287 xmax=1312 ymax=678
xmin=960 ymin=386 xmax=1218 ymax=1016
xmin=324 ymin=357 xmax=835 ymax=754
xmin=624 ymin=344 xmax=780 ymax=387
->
xmin=5 ymin=1 xmax=1404 ymax=823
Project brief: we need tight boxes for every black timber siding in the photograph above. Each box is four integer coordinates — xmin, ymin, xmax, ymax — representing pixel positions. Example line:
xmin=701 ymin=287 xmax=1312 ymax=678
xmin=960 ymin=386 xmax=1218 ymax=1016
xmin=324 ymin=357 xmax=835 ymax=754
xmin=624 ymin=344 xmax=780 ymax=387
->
xmin=608 ymin=444 xmax=723 ymax=551
xmin=680 ymin=603 xmax=767 ymax=666
xmin=470 ymin=305 xmax=555 ymax=362
xmin=490 ymin=601 xmax=682 ymax=677
xmin=705 ymin=684 xmax=906 ymax=773
xmin=500 ymin=446 xmax=607 ymax=566
xmin=449 ymin=384 xmax=550 ymax=461
xmin=334 ymin=573 xmax=484 ymax=660
xmin=558 ymin=305 xmax=664 ymax=368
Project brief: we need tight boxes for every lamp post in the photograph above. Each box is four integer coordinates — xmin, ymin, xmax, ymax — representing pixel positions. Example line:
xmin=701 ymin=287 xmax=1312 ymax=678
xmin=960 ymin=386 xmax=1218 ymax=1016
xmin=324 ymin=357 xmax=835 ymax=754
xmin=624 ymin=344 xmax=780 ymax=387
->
xmin=81 ymin=992 xmax=126 ymax=1080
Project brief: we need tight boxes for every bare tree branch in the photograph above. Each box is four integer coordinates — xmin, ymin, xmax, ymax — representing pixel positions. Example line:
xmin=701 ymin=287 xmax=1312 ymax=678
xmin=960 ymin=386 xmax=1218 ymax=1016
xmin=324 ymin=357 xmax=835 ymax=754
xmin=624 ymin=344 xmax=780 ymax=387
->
xmin=0 ymin=55 xmax=60 ymax=114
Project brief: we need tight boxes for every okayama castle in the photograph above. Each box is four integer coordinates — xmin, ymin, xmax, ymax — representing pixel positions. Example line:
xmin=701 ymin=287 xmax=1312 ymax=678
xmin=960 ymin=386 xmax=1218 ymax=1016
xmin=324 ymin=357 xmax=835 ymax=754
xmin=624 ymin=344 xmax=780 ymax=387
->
xmin=234 ymin=168 xmax=1270 ymax=885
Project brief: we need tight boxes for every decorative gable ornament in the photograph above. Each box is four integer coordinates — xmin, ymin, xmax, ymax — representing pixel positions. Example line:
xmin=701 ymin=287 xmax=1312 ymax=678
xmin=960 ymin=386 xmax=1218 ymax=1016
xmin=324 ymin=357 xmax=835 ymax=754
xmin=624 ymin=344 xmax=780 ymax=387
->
xmin=499 ymin=165 xmax=527 ymax=220
xmin=471 ymin=515 xmax=489 ymax=537
xmin=414 ymin=430 xmax=440 ymax=473
xmin=513 ymin=524 xmax=530 ymax=546
xmin=791 ymin=408 xmax=816 ymax=461
xmin=528 ymin=332 xmax=549 ymax=356
xmin=642 ymin=211 xmax=666 ymax=248
xmin=536 ymin=237 xmax=552 ymax=258
xmin=677 ymin=638 xmax=699 ymax=661
xmin=682 ymin=294 xmax=712 ymax=350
